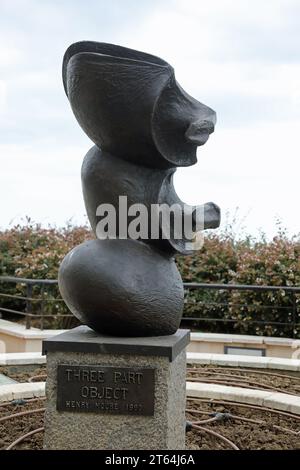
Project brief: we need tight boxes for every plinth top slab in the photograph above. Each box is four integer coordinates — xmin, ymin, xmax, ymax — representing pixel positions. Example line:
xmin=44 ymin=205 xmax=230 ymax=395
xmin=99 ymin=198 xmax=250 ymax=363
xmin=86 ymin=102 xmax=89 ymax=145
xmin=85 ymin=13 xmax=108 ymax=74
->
xmin=42 ymin=326 xmax=190 ymax=362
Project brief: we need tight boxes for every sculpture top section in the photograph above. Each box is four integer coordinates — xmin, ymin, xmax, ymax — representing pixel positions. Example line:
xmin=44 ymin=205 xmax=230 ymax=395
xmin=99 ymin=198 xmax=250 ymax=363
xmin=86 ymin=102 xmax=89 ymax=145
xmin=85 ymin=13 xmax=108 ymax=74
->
xmin=62 ymin=41 xmax=216 ymax=169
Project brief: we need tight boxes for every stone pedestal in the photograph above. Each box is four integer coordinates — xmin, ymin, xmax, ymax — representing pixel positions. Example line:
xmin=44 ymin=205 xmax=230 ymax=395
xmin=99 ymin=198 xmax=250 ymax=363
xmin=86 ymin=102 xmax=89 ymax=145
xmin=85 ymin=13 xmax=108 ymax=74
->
xmin=42 ymin=326 xmax=189 ymax=450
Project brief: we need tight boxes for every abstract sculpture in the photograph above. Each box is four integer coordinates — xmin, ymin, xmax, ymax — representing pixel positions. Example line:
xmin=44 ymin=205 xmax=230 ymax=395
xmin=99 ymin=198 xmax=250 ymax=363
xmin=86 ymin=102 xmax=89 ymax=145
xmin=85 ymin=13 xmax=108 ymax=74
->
xmin=59 ymin=41 xmax=220 ymax=337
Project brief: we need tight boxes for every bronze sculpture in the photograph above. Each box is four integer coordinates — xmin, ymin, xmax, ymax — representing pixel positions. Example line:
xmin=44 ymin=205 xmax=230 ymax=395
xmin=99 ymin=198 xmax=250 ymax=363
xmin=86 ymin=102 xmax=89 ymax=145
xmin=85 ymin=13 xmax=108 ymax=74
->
xmin=59 ymin=41 xmax=220 ymax=336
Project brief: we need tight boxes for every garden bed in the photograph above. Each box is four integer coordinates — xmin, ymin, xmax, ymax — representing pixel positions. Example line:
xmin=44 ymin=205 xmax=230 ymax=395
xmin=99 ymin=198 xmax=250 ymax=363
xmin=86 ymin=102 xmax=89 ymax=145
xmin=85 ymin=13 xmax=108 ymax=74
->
xmin=0 ymin=365 xmax=46 ymax=383
xmin=186 ymin=364 xmax=300 ymax=395
xmin=0 ymin=365 xmax=299 ymax=450
xmin=1 ymin=397 xmax=299 ymax=450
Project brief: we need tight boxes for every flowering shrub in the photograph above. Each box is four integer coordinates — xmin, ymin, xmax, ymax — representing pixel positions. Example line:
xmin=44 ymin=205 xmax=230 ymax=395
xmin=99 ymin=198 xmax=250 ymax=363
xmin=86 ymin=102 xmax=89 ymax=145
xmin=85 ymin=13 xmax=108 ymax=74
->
xmin=0 ymin=220 xmax=93 ymax=328
xmin=0 ymin=220 xmax=299 ymax=336
xmin=177 ymin=231 xmax=300 ymax=337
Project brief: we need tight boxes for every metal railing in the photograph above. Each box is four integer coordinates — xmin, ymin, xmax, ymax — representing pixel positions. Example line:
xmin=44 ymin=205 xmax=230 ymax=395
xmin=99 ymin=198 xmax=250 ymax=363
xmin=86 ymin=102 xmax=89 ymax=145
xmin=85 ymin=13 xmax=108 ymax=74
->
xmin=0 ymin=276 xmax=299 ymax=337
xmin=182 ymin=282 xmax=300 ymax=338
xmin=0 ymin=276 xmax=73 ymax=330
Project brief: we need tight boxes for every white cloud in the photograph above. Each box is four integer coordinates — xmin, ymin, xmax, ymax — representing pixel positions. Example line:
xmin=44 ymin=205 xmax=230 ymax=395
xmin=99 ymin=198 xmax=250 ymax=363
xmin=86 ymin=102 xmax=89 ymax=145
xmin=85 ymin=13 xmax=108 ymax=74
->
xmin=0 ymin=45 xmax=23 ymax=67
xmin=0 ymin=0 xmax=299 ymax=238
xmin=0 ymin=81 xmax=7 ymax=113
xmin=174 ymin=121 xmax=300 ymax=238
xmin=0 ymin=143 xmax=87 ymax=228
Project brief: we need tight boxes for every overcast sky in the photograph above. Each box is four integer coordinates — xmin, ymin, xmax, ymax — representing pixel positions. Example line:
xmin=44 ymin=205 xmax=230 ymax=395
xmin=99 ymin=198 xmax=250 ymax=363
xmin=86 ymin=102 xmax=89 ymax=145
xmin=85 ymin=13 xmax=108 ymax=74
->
xmin=0 ymin=0 xmax=299 ymax=238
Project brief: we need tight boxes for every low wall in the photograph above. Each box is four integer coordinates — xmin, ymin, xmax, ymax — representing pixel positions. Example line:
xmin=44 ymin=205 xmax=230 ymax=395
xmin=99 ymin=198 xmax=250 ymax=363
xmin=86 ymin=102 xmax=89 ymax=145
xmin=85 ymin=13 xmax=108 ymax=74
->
xmin=0 ymin=319 xmax=66 ymax=353
xmin=1 ymin=319 xmax=300 ymax=359
xmin=188 ymin=332 xmax=300 ymax=359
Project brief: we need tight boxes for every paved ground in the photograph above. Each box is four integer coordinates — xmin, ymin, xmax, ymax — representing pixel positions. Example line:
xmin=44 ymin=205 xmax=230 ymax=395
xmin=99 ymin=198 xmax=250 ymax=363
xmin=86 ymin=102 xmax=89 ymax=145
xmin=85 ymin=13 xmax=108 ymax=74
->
xmin=0 ymin=373 xmax=17 ymax=385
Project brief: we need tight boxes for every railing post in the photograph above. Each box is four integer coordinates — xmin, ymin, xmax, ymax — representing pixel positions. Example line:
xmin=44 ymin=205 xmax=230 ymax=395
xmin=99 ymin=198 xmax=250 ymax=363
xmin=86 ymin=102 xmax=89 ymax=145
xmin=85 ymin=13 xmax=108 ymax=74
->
xmin=25 ymin=283 xmax=32 ymax=329
xmin=40 ymin=284 xmax=45 ymax=330
xmin=292 ymin=292 xmax=297 ymax=339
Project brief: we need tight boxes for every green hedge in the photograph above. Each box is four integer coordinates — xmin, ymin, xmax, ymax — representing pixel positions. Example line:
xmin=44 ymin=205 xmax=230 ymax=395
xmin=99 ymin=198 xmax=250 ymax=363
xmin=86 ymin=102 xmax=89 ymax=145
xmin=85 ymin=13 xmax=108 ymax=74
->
xmin=177 ymin=232 xmax=300 ymax=337
xmin=0 ymin=221 xmax=299 ymax=336
xmin=0 ymin=221 xmax=93 ymax=329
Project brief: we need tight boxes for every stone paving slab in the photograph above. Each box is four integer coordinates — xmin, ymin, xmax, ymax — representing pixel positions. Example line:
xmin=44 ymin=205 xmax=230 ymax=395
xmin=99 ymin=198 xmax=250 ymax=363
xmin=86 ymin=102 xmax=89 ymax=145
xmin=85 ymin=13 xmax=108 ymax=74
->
xmin=0 ymin=373 xmax=17 ymax=386
xmin=187 ymin=352 xmax=300 ymax=371
xmin=0 ymin=352 xmax=46 ymax=366
xmin=186 ymin=381 xmax=300 ymax=414
xmin=190 ymin=332 xmax=298 ymax=347
xmin=0 ymin=382 xmax=45 ymax=402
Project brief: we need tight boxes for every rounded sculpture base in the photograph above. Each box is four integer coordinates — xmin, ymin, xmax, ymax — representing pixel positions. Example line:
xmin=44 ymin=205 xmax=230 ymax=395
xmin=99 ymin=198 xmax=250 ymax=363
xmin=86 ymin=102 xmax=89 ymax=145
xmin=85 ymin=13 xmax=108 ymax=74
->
xmin=58 ymin=239 xmax=184 ymax=337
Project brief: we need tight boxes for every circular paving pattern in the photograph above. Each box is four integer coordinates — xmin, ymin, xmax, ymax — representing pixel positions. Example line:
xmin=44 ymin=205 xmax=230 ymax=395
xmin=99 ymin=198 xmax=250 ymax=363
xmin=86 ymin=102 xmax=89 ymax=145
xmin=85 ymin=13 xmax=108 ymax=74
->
xmin=0 ymin=364 xmax=299 ymax=450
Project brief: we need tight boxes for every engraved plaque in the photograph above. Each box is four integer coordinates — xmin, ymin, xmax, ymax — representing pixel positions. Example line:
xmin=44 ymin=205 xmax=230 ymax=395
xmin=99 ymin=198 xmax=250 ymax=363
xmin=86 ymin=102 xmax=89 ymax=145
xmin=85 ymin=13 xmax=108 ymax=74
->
xmin=56 ymin=364 xmax=155 ymax=415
